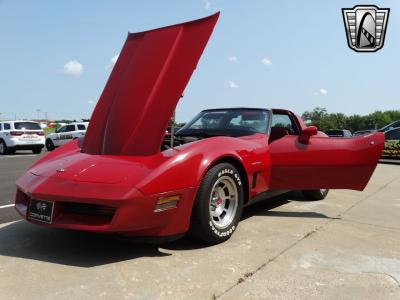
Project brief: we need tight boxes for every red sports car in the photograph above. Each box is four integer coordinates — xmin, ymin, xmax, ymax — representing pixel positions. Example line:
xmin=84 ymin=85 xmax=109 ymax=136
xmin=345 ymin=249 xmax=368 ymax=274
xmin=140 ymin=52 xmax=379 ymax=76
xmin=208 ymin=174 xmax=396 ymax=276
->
xmin=15 ymin=13 xmax=384 ymax=244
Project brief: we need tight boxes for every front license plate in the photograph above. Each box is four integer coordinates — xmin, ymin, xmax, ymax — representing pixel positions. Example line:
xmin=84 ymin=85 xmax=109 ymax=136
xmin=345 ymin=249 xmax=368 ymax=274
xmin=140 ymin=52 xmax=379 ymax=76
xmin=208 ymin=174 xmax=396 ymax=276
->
xmin=28 ymin=199 xmax=54 ymax=224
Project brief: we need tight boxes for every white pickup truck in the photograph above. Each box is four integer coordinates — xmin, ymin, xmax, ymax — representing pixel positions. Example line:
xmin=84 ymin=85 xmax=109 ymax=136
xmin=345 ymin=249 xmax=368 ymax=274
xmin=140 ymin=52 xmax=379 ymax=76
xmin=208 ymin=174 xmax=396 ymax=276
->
xmin=0 ymin=120 xmax=45 ymax=155
xmin=45 ymin=122 xmax=88 ymax=151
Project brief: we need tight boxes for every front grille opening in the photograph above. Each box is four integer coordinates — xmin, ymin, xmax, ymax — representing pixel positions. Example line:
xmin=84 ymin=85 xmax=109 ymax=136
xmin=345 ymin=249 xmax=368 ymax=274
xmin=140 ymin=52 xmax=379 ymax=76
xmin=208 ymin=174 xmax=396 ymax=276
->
xmin=62 ymin=202 xmax=116 ymax=217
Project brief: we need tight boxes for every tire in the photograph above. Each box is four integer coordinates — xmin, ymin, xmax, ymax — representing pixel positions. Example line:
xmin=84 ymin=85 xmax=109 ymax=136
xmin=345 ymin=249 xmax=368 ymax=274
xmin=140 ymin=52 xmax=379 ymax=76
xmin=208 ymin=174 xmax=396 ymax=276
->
xmin=32 ymin=148 xmax=42 ymax=154
xmin=0 ymin=140 xmax=8 ymax=155
xmin=190 ymin=163 xmax=244 ymax=244
xmin=45 ymin=139 xmax=55 ymax=151
xmin=302 ymin=189 xmax=329 ymax=201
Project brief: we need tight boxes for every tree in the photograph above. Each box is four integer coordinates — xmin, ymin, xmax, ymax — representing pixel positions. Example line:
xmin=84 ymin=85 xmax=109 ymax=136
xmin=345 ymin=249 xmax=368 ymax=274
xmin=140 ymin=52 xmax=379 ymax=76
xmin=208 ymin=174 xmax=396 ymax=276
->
xmin=301 ymin=107 xmax=400 ymax=133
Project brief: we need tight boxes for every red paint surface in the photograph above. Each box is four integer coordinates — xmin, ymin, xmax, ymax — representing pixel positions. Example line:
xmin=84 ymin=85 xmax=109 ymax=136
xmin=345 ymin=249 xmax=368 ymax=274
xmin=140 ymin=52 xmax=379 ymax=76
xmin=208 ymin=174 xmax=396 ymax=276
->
xmin=82 ymin=13 xmax=219 ymax=156
xmin=15 ymin=14 xmax=384 ymax=239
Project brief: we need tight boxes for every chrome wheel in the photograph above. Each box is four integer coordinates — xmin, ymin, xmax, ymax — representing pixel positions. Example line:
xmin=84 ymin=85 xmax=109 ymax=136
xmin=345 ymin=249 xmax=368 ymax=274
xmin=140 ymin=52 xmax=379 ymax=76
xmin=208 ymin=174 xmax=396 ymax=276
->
xmin=209 ymin=176 xmax=238 ymax=229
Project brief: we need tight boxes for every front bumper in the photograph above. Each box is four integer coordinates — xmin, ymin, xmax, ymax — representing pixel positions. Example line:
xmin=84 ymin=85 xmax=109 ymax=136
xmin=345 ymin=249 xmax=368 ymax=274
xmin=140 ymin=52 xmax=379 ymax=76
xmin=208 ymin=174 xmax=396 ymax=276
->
xmin=15 ymin=172 xmax=197 ymax=237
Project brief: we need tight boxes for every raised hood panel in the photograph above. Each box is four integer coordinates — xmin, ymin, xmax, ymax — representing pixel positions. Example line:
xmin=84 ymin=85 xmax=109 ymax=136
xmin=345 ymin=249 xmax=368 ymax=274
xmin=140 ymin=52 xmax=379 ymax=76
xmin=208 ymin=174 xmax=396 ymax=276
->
xmin=82 ymin=13 xmax=219 ymax=156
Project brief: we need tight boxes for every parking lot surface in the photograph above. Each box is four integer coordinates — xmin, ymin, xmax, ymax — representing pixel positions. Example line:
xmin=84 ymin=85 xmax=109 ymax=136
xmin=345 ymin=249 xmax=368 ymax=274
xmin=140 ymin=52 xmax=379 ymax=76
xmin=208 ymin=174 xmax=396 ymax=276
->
xmin=0 ymin=155 xmax=399 ymax=299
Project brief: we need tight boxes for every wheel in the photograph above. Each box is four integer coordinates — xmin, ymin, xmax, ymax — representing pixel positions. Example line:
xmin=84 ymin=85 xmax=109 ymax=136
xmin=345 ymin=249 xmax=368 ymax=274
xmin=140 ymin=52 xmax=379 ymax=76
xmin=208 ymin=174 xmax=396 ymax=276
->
xmin=190 ymin=163 xmax=244 ymax=244
xmin=45 ymin=139 xmax=55 ymax=151
xmin=302 ymin=189 xmax=329 ymax=201
xmin=0 ymin=140 xmax=8 ymax=155
xmin=32 ymin=148 xmax=42 ymax=154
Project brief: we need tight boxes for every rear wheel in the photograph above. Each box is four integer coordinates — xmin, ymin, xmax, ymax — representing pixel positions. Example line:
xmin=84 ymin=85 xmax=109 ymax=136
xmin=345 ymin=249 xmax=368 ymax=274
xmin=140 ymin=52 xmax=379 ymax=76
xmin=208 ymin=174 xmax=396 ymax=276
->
xmin=32 ymin=148 xmax=42 ymax=154
xmin=45 ymin=139 xmax=55 ymax=151
xmin=0 ymin=140 xmax=8 ymax=155
xmin=302 ymin=189 xmax=329 ymax=201
xmin=190 ymin=163 xmax=244 ymax=244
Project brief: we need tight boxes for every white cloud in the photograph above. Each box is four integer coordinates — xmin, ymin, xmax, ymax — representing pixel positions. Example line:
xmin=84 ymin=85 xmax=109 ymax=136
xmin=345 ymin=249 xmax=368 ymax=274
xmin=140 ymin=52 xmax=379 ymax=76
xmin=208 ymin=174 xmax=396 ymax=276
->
xmin=204 ymin=0 xmax=211 ymax=10
xmin=261 ymin=57 xmax=272 ymax=66
xmin=228 ymin=81 xmax=239 ymax=89
xmin=228 ymin=56 xmax=238 ymax=63
xmin=106 ymin=54 xmax=119 ymax=70
xmin=60 ymin=60 xmax=83 ymax=76
xmin=319 ymin=88 xmax=328 ymax=95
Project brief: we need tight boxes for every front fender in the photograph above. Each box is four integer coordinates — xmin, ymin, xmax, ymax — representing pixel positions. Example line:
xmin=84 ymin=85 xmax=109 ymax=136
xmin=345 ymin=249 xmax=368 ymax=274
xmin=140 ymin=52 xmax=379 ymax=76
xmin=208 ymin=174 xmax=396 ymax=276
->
xmin=137 ymin=134 xmax=271 ymax=197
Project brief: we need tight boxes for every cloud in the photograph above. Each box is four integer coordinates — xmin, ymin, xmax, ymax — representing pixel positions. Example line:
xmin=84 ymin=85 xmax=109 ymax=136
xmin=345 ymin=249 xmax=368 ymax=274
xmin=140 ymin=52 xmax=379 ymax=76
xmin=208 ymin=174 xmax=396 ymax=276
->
xmin=60 ymin=60 xmax=83 ymax=76
xmin=228 ymin=56 xmax=238 ymax=63
xmin=319 ymin=88 xmax=328 ymax=95
xmin=261 ymin=57 xmax=272 ymax=66
xmin=228 ymin=81 xmax=239 ymax=89
xmin=106 ymin=54 xmax=119 ymax=70
xmin=204 ymin=0 xmax=211 ymax=10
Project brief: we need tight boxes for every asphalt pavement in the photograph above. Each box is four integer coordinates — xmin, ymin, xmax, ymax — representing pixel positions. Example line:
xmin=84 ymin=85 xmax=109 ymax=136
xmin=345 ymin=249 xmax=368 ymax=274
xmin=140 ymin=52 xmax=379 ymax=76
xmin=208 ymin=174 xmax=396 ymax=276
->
xmin=0 ymin=153 xmax=399 ymax=299
xmin=0 ymin=151 xmax=44 ymax=223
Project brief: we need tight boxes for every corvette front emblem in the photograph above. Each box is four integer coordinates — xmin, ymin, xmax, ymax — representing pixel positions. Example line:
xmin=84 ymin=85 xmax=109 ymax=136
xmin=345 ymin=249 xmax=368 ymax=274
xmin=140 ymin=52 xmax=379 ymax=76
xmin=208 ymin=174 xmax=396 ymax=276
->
xmin=342 ymin=5 xmax=390 ymax=52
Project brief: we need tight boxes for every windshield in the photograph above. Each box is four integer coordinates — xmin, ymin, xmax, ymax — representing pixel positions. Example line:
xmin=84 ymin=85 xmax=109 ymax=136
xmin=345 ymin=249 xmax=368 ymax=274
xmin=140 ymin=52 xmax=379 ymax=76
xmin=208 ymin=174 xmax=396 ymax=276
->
xmin=14 ymin=122 xmax=41 ymax=130
xmin=176 ymin=109 xmax=269 ymax=137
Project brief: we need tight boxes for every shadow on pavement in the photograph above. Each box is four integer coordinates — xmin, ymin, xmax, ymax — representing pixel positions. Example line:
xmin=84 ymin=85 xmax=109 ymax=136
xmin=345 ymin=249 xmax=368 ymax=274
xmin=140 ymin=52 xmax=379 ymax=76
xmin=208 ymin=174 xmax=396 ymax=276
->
xmin=0 ymin=221 xmax=169 ymax=267
xmin=242 ymin=191 xmax=340 ymax=220
xmin=0 ymin=192 xmax=335 ymax=267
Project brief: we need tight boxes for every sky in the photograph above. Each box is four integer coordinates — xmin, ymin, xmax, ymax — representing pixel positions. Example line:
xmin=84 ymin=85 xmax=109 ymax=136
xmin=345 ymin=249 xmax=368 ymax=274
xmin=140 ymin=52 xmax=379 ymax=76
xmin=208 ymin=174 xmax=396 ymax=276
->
xmin=0 ymin=0 xmax=399 ymax=123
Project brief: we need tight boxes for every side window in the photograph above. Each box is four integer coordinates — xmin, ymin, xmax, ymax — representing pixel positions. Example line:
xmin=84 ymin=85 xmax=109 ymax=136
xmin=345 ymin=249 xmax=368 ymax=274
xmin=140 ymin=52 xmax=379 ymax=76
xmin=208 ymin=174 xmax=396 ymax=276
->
xmin=271 ymin=114 xmax=299 ymax=135
xmin=65 ymin=125 xmax=76 ymax=132
xmin=4 ymin=123 xmax=11 ymax=130
xmin=77 ymin=124 xmax=86 ymax=130
xmin=57 ymin=126 xmax=67 ymax=133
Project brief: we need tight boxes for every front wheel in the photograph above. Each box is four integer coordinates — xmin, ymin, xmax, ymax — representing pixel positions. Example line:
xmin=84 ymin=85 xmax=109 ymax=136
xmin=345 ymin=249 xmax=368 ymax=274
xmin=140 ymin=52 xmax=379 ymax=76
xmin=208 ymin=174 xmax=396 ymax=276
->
xmin=45 ymin=139 xmax=55 ymax=151
xmin=302 ymin=189 xmax=329 ymax=201
xmin=190 ymin=163 xmax=244 ymax=244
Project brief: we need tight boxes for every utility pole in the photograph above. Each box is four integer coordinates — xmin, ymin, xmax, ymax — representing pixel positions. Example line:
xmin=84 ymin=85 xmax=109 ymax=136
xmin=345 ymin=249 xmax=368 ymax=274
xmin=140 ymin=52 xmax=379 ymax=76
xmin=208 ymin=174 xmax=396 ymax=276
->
xmin=36 ymin=109 xmax=41 ymax=120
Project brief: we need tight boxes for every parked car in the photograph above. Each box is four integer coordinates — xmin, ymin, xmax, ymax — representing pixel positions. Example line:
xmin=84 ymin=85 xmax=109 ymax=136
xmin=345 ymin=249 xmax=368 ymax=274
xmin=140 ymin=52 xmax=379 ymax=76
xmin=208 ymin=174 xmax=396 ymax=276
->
xmin=378 ymin=120 xmax=400 ymax=133
xmin=325 ymin=129 xmax=352 ymax=137
xmin=14 ymin=13 xmax=384 ymax=244
xmin=381 ymin=128 xmax=400 ymax=159
xmin=353 ymin=130 xmax=375 ymax=136
xmin=355 ymin=120 xmax=400 ymax=136
xmin=45 ymin=122 xmax=88 ymax=151
xmin=0 ymin=120 xmax=45 ymax=155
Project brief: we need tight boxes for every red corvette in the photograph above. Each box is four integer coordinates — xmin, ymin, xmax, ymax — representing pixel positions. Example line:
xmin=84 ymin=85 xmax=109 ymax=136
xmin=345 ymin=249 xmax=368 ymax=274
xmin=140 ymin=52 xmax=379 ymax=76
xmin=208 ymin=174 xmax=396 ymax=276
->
xmin=15 ymin=13 xmax=384 ymax=244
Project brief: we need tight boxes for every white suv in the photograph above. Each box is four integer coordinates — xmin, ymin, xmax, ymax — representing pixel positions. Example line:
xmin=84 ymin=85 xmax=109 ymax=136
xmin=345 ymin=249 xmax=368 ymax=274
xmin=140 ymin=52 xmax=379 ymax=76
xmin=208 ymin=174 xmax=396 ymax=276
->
xmin=45 ymin=122 xmax=88 ymax=151
xmin=0 ymin=121 xmax=45 ymax=155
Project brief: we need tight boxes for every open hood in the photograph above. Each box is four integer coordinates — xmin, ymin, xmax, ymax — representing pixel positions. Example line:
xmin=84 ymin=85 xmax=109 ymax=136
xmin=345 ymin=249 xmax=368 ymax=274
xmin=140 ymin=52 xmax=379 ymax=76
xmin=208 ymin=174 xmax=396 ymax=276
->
xmin=82 ymin=13 xmax=219 ymax=156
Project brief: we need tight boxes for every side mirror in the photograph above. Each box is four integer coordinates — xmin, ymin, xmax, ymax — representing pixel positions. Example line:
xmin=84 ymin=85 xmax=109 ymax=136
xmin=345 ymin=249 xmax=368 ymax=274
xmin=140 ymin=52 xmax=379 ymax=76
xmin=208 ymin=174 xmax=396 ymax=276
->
xmin=299 ymin=126 xmax=318 ymax=144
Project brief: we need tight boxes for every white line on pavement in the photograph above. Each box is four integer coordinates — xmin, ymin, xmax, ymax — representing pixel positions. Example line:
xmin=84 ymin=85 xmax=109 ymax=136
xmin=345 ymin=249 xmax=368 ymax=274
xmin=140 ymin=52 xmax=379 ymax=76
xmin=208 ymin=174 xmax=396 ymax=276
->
xmin=0 ymin=154 xmax=38 ymax=159
xmin=0 ymin=204 xmax=15 ymax=209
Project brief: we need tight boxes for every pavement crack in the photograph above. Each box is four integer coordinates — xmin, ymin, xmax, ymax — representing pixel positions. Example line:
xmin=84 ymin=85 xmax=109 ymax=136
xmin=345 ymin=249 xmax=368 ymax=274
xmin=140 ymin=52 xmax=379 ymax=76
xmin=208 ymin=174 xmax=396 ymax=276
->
xmin=214 ymin=173 xmax=400 ymax=299
xmin=213 ymin=225 xmax=324 ymax=299
xmin=363 ymin=272 xmax=400 ymax=288
xmin=339 ymin=218 xmax=400 ymax=232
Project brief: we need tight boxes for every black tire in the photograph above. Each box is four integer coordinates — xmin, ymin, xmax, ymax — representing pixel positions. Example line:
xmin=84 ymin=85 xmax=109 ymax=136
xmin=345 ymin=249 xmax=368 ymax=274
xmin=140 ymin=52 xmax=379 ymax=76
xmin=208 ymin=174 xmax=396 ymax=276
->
xmin=32 ymin=148 xmax=42 ymax=154
xmin=45 ymin=139 xmax=55 ymax=151
xmin=0 ymin=140 xmax=8 ymax=155
xmin=302 ymin=189 xmax=329 ymax=201
xmin=190 ymin=163 xmax=244 ymax=244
